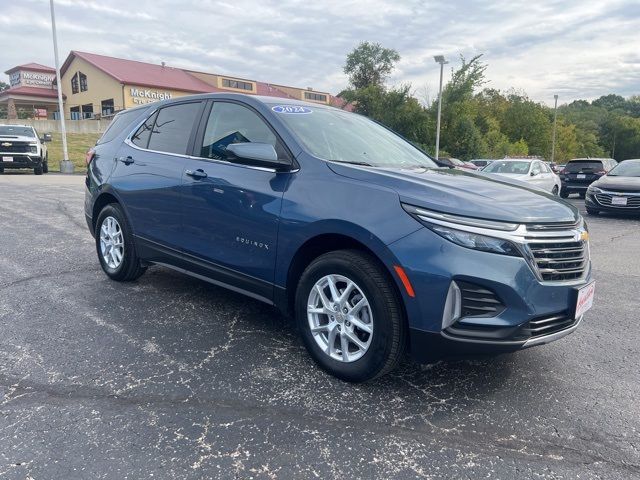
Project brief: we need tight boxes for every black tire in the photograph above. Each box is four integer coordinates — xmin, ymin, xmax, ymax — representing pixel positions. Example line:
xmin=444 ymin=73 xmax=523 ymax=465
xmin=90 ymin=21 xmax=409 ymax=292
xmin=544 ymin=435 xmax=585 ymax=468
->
xmin=295 ymin=249 xmax=407 ymax=382
xmin=552 ymin=185 xmax=559 ymax=195
xmin=34 ymin=164 xmax=43 ymax=175
xmin=560 ymin=188 xmax=569 ymax=198
xmin=0 ymin=167 xmax=3 ymax=174
xmin=42 ymin=157 xmax=49 ymax=173
xmin=586 ymin=207 xmax=599 ymax=216
xmin=95 ymin=203 xmax=147 ymax=281
xmin=579 ymin=192 xmax=586 ymax=199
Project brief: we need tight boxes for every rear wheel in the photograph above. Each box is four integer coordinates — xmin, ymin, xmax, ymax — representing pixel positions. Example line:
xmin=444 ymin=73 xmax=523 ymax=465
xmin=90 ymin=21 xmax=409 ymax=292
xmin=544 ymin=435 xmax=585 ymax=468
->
xmin=95 ymin=204 xmax=147 ymax=281
xmin=560 ymin=188 xmax=569 ymax=198
xmin=295 ymin=250 xmax=406 ymax=382
xmin=579 ymin=192 xmax=586 ymax=199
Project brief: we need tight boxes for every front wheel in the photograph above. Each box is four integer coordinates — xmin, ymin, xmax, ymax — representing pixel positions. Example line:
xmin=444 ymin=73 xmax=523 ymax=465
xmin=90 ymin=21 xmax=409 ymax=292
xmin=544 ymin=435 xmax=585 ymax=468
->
xmin=34 ymin=164 xmax=43 ymax=175
xmin=552 ymin=185 xmax=559 ymax=195
xmin=560 ymin=188 xmax=569 ymax=198
xmin=42 ymin=157 xmax=49 ymax=173
xmin=295 ymin=250 xmax=406 ymax=382
xmin=586 ymin=207 xmax=599 ymax=216
xmin=95 ymin=203 xmax=147 ymax=281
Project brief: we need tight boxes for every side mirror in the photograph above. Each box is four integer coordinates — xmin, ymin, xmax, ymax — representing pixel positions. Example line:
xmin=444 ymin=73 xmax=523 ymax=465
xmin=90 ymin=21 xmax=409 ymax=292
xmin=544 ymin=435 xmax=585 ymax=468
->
xmin=226 ymin=142 xmax=291 ymax=171
xmin=530 ymin=170 xmax=538 ymax=176
xmin=41 ymin=133 xmax=52 ymax=143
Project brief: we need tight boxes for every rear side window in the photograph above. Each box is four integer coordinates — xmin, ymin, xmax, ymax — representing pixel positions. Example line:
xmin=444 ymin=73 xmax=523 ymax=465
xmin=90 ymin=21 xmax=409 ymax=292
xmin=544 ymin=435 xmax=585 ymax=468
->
xmin=97 ymin=109 xmax=144 ymax=145
xmin=145 ymin=102 xmax=202 ymax=155
xmin=565 ymin=161 xmax=604 ymax=172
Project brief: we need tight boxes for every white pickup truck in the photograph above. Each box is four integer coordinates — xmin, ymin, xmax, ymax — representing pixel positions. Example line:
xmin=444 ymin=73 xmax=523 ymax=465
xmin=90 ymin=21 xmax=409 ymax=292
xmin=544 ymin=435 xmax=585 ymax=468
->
xmin=0 ymin=124 xmax=51 ymax=175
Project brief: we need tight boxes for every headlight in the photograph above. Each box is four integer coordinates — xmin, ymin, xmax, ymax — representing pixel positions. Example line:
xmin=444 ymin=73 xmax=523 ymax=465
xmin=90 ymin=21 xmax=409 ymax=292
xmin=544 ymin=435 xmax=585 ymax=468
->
xmin=29 ymin=144 xmax=38 ymax=154
xmin=430 ymin=224 xmax=521 ymax=256
xmin=402 ymin=203 xmax=523 ymax=257
xmin=587 ymin=185 xmax=602 ymax=194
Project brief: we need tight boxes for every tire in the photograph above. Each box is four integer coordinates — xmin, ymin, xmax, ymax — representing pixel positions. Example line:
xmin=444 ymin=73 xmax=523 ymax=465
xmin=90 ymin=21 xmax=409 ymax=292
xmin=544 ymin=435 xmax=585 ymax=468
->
xmin=295 ymin=249 xmax=406 ymax=382
xmin=34 ymin=164 xmax=43 ymax=175
xmin=42 ymin=157 xmax=49 ymax=173
xmin=552 ymin=185 xmax=559 ymax=195
xmin=560 ymin=188 xmax=569 ymax=198
xmin=579 ymin=192 xmax=586 ymax=199
xmin=586 ymin=207 xmax=599 ymax=216
xmin=95 ymin=203 xmax=147 ymax=281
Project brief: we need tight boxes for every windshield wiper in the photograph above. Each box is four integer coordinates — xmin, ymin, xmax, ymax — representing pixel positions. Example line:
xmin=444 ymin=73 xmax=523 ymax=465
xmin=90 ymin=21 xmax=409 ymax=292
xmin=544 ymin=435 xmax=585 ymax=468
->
xmin=333 ymin=160 xmax=375 ymax=167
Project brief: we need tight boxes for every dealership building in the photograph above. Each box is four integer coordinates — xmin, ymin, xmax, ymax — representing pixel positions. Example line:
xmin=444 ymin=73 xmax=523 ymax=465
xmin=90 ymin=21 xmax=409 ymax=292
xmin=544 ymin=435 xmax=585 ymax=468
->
xmin=0 ymin=51 xmax=347 ymax=120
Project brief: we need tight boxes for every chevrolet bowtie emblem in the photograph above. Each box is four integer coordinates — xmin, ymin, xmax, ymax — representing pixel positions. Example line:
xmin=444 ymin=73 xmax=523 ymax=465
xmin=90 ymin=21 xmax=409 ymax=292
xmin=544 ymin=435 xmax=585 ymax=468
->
xmin=1 ymin=142 xmax=12 ymax=147
xmin=580 ymin=231 xmax=589 ymax=241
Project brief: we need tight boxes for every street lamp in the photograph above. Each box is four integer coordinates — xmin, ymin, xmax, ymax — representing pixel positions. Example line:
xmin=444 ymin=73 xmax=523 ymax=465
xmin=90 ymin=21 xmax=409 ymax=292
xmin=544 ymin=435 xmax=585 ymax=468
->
xmin=551 ymin=94 xmax=558 ymax=164
xmin=434 ymin=55 xmax=448 ymax=160
xmin=49 ymin=0 xmax=73 ymax=173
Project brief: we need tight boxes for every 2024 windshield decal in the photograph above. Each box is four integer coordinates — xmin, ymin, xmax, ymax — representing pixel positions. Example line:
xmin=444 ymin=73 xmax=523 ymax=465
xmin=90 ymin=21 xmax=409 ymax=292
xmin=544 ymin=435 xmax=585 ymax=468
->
xmin=271 ymin=105 xmax=313 ymax=114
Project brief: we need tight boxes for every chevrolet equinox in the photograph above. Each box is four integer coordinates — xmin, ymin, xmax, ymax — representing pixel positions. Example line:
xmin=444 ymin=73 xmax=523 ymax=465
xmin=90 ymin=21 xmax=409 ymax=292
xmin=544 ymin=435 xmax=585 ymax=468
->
xmin=85 ymin=94 xmax=595 ymax=382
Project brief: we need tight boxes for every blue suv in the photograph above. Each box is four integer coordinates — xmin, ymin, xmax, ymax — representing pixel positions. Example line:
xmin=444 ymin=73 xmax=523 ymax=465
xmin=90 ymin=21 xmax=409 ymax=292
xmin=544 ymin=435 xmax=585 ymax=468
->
xmin=85 ymin=94 xmax=594 ymax=382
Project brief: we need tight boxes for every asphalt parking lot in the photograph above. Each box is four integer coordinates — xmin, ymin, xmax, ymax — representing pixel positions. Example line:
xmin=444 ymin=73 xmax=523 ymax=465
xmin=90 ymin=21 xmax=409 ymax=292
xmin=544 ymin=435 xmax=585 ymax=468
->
xmin=1 ymin=173 xmax=639 ymax=479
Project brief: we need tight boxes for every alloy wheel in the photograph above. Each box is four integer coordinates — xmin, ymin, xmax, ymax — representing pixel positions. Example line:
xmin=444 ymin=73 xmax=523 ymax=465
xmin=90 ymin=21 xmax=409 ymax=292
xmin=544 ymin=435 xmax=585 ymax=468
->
xmin=307 ymin=274 xmax=373 ymax=362
xmin=99 ymin=216 xmax=124 ymax=269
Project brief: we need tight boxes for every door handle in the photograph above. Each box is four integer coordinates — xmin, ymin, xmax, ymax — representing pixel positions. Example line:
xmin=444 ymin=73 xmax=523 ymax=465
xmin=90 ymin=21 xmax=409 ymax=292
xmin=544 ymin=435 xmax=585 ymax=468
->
xmin=185 ymin=169 xmax=207 ymax=179
xmin=118 ymin=156 xmax=134 ymax=165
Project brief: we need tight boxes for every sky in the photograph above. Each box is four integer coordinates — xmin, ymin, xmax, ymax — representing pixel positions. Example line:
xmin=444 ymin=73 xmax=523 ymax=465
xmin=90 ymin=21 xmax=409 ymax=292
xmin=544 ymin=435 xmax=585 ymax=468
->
xmin=1 ymin=0 xmax=639 ymax=106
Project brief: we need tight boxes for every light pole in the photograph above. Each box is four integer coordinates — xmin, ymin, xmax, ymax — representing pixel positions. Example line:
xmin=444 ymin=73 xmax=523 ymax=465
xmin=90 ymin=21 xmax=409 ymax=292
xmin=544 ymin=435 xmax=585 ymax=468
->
xmin=50 ymin=0 xmax=73 ymax=173
xmin=550 ymin=94 xmax=558 ymax=164
xmin=434 ymin=55 xmax=448 ymax=160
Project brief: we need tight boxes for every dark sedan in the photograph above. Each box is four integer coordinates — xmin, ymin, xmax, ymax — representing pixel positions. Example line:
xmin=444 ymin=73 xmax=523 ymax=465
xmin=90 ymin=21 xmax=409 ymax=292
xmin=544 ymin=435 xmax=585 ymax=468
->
xmin=585 ymin=159 xmax=640 ymax=215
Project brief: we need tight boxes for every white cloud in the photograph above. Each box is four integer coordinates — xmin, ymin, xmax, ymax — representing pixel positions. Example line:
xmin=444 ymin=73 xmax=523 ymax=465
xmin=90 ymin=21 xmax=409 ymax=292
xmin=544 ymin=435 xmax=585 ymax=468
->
xmin=1 ymin=0 xmax=638 ymax=104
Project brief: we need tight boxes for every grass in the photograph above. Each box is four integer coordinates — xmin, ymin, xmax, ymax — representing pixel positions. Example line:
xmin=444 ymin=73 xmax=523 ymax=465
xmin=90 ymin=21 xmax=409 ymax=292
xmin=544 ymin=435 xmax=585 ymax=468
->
xmin=47 ymin=132 xmax=102 ymax=172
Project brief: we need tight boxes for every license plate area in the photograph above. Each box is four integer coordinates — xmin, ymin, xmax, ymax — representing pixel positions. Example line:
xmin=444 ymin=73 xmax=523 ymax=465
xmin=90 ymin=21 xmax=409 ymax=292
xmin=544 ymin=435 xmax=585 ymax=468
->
xmin=611 ymin=196 xmax=628 ymax=206
xmin=576 ymin=174 xmax=586 ymax=179
xmin=575 ymin=282 xmax=595 ymax=319
xmin=2 ymin=156 xmax=13 ymax=162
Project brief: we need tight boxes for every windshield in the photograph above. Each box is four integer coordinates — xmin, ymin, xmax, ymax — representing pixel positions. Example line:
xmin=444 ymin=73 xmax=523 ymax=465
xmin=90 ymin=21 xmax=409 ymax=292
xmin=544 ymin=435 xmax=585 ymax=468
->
xmin=483 ymin=161 xmax=531 ymax=174
xmin=271 ymin=104 xmax=437 ymax=168
xmin=608 ymin=160 xmax=640 ymax=177
xmin=0 ymin=126 xmax=35 ymax=137
xmin=565 ymin=161 xmax=603 ymax=172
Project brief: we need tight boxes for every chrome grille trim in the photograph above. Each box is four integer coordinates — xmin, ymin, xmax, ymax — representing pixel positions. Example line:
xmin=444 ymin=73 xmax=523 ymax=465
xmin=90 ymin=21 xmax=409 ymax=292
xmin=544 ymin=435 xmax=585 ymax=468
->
xmin=595 ymin=191 xmax=640 ymax=208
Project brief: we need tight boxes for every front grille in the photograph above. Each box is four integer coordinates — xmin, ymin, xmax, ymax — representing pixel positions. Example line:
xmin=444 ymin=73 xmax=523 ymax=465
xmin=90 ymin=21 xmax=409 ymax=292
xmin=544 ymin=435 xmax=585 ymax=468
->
xmin=522 ymin=313 xmax=576 ymax=339
xmin=595 ymin=193 xmax=640 ymax=209
xmin=457 ymin=281 xmax=505 ymax=317
xmin=0 ymin=141 xmax=30 ymax=153
xmin=524 ymin=223 xmax=589 ymax=282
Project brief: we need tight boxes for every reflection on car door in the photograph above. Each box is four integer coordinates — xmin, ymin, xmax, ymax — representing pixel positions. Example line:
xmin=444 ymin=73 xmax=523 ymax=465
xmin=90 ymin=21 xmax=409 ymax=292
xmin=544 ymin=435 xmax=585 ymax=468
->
xmin=179 ymin=101 xmax=292 ymax=300
xmin=111 ymin=101 xmax=204 ymax=250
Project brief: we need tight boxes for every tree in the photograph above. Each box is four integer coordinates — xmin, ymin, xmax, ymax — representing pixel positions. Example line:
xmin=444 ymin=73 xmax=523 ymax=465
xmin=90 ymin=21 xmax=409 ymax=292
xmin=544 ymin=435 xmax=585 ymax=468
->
xmin=344 ymin=42 xmax=400 ymax=90
xmin=0 ymin=81 xmax=8 ymax=92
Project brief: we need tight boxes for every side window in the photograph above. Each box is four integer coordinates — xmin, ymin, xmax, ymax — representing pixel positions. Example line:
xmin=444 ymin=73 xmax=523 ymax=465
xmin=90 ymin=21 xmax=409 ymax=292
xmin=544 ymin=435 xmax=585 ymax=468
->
xmin=541 ymin=163 xmax=551 ymax=173
xmin=200 ymin=102 xmax=286 ymax=160
xmin=146 ymin=102 xmax=202 ymax=155
xmin=531 ymin=162 xmax=542 ymax=175
xmin=131 ymin=111 xmax=158 ymax=149
xmin=99 ymin=109 xmax=145 ymax=145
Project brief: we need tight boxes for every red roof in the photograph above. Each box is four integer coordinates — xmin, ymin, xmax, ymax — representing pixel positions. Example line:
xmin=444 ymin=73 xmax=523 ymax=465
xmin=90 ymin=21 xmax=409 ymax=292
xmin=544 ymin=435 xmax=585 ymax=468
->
xmin=329 ymin=95 xmax=354 ymax=112
xmin=5 ymin=63 xmax=56 ymax=75
xmin=61 ymin=51 xmax=217 ymax=93
xmin=256 ymin=82 xmax=296 ymax=99
xmin=0 ymin=86 xmax=64 ymax=100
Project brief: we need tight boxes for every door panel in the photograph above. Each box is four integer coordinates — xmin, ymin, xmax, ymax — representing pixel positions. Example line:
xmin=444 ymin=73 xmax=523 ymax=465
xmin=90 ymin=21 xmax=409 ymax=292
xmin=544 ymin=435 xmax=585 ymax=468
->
xmin=179 ymin=101 xmax=292 ymax=289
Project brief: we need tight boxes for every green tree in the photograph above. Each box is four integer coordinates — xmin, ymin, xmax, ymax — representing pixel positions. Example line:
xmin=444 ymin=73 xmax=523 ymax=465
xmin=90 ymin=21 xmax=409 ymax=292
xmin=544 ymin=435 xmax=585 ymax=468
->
xmin=343 ymin=42 xmax=400 ymax=90
xmin=0 ymin=81 xmax=9 ymax=92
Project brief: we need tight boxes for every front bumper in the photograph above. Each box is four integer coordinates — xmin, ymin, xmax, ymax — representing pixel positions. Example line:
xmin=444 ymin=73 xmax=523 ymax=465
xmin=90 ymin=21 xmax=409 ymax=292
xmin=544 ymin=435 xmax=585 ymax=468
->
xmin=0 ymin=154 xmax=42 ymax=169
xmin=586 ymin=190 xmax=640 ymax=214
xmin=388 ymin=226 xmax=592 ymax=361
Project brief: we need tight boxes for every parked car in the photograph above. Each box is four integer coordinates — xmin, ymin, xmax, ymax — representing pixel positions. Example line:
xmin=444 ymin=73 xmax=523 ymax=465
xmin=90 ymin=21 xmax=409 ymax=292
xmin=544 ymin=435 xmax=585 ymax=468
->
xmin=482 ymin=158 xmax=561 ymax=194
xmin=585 ymin=159 xmax=640 ymax=215
xmin=559 ymin=158 xmax=617 ymax=198
xmin=462 ymin=161 xmax=479 ymax=170
xmin=469 ymin=159 xmax=494 ymax=169
xmin=0 ymin=125 xmax=51 ymax=175
xmin=546 ymin=161 xmax=562 ymax=173
xmin=85 ymin=94 xmax=593 ymax=382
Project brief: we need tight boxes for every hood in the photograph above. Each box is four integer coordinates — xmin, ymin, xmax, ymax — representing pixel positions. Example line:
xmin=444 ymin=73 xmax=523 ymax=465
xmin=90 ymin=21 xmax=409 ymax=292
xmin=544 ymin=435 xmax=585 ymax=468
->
xmin=328 ymin=164 xmax=578 ymax=224
xmin=593 ymin=174 xmax=640 ymax=191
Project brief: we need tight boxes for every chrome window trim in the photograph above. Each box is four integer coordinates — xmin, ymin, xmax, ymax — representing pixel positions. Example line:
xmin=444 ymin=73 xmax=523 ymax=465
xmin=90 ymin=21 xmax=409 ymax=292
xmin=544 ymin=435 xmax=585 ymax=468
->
xmin=123 ymin=106 xmax=298 ymax=174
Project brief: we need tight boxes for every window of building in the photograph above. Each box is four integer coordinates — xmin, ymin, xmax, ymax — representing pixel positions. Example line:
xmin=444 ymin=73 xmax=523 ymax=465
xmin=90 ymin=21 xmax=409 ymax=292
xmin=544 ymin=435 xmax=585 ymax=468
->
xmin=200 ymin=102 xmax=287 ymax=161
xmin=79 ymin=72 xmax=88 ymax=92
xmin=146 ymin=102 xmax=202 ymax=155
xmin=304 ymin=92 xmax=327 ymax=102
xmin=71 ymin=74 xmax=79 ymax=94
xmin=221 ymin=78 xmax=254 ymax=91
xmin=101 ymin=99 xmax=115 ymax=116
xmin=70 ymin=106 xmax=81 ymax=120
xmin=81 ymin=103 xmax=94 ymax=119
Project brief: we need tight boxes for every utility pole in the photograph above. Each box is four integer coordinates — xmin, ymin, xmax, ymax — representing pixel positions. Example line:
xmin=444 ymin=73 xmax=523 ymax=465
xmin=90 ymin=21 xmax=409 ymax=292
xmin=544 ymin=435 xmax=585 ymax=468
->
xmin=50 ymin=0 xmax=73 ymax=173
xmin=550 ymin=94 xmax=558 ymax=163
xmin=434 ymin=55 xmax=448 ymax=160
